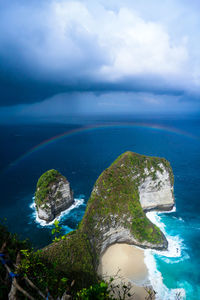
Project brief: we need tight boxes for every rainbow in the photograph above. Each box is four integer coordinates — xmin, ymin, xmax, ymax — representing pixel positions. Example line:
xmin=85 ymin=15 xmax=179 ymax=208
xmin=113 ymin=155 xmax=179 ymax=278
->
xmin=7 ymin=122 xmax=198 ymax=170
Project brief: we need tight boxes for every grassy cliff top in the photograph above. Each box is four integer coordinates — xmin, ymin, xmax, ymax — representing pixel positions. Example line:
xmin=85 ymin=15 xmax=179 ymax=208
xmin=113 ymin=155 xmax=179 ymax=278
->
xmin=35 ymin=169 xmax=65 ymax=206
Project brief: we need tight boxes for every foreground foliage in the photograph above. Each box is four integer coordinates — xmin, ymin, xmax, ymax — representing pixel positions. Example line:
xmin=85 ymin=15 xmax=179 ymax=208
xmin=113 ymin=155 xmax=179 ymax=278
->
xmin=0 ymin=222 xmax=72 ymax=299
xmin=0 ymin=223 xmax=136 ymax=299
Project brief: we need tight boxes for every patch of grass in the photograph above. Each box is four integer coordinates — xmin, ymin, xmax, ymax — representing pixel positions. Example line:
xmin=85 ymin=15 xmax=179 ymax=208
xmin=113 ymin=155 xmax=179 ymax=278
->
xmin=0 ymin=222 xmax=97 ymax=298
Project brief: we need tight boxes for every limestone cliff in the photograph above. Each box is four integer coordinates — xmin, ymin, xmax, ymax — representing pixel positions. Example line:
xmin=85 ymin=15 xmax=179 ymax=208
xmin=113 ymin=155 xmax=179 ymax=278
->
xmin=139 ymin=163 xmax=174 ymax=211
xmin=35 ymin=169 xmax=74 ymax=222
xmin=79 ymin=151 xmax=174 ymax=256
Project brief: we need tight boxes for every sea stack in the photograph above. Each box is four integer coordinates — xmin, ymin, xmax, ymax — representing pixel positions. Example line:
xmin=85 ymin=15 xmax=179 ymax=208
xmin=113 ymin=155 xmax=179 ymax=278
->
xmin=80 ymin=151 xmax=174 ymax=254
xmin=35 ymin=169 xmax=74 ymax=222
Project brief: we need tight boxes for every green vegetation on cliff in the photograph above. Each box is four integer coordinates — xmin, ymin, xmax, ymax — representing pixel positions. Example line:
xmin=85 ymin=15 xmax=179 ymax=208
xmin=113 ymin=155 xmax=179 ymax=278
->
xmin=42 ymin=230 xmax=97 ymax=288
xmin=35 ymin=169 xmax=64 ymax=206
xmin=80 ymin=151 xmax=171 ymax=251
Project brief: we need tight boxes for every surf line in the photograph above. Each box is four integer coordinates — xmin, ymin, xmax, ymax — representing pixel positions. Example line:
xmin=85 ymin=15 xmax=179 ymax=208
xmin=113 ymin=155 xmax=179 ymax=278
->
xmin=6 ymin=122 xmax=198 ymax=170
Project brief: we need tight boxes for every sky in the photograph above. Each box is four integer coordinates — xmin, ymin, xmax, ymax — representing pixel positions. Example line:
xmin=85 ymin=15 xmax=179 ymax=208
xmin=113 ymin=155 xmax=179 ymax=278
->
xmin=0 ymin=0 xmax=200 ymax=122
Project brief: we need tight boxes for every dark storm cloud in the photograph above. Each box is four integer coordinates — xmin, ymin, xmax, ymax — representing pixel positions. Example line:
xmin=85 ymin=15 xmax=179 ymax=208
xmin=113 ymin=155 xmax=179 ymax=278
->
xmin=0 ymin=0 xmax=200 ymax=107
xmin=0 ymin=0 xmax=109 ymax=105
xmin=1 ymin=91 xmax=199 ymax=125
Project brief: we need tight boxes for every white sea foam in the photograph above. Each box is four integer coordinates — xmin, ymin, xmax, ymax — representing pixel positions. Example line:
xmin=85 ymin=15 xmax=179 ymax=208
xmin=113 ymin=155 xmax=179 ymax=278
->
xmin=172 ymin=215 xmax=185 ymax=223
xmin=146 ymin=211 xmax=183 ymax=258
xmin=144 ymin=250 xmax=185 ymax=300
xmin=162 ymin=205 xmax=176 ymax=213
xmin=30 ymin=197 xmax=84 ymax=227
xmin=144 ymin=209 xmax=187 ymax=299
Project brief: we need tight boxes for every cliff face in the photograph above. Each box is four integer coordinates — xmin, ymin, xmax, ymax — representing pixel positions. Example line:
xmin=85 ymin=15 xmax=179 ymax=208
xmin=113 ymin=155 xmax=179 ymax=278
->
xmin=139 ymin=163 xmax=174 ymax=211
xmin=79 ymin=151 xmax=174 ymax=257
xmin=35 ymin=169 xmax=74 ymax=222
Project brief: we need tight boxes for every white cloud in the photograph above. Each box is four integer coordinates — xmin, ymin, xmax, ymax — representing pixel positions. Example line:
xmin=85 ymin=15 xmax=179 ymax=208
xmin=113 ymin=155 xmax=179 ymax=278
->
xmin=97 ymin=8 xmax=188 ymax=79
xmin=41 ymin=1 xmax=192 ymax=88
xmin=44 ymin=2 xmax=189 ymax=77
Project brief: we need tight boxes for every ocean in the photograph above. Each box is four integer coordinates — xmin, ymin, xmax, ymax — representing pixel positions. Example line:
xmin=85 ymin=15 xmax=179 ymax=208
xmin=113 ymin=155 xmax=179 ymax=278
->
xmin=0 ymin=115 xmax=200 ymax=299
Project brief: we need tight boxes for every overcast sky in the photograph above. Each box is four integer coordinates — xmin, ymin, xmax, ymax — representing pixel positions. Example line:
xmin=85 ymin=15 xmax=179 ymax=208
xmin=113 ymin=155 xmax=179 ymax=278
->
xmin=0 ymin=0 xmax=200 ymax=121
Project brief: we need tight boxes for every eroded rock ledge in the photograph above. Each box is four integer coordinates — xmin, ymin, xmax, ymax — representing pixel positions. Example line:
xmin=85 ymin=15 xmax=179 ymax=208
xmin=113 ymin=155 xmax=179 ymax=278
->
xmin=35 ymin=169 xmax=74 ymax=222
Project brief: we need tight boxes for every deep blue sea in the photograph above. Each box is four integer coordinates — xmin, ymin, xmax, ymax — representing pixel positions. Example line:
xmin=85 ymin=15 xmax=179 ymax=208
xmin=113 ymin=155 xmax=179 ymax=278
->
xmin=0 ymin=115 xmax=200 ymax=299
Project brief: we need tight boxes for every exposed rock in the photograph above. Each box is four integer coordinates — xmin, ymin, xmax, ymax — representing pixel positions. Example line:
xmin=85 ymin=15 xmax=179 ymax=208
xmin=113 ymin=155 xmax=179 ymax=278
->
xmin=139 ymin=163 xmax=174 ymax=211
xmin=35 ymin=169 xmax=74 ymax=222
xmin=100 ymin=224 xmax=168 ymax=255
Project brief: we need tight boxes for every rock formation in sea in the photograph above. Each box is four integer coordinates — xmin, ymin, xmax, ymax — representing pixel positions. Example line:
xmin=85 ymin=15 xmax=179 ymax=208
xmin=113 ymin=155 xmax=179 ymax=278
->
xmin=80 ymin=151 xmax=174 ymax=255
xmin=42 ymin=151 xmax=175 ymax=280
xmin=35 ymin=169 xmax=74 ymax=222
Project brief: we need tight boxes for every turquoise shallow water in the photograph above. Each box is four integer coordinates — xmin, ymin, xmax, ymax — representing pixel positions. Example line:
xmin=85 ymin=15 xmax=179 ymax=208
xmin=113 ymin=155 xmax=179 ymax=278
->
xmin=0 ymin=117 xmax=200 ymax=299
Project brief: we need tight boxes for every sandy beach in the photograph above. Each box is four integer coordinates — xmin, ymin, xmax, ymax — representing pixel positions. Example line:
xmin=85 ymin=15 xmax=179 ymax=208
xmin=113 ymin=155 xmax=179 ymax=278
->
xmin=98 ymin=243 xmax=153 ymax=300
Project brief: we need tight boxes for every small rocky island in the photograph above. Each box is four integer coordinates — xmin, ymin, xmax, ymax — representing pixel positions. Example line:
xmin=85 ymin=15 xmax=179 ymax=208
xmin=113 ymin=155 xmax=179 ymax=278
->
xmin=42 ymin=151 xmax=175 ymax=284
xmin=35 ymin=169 xmax=74 ymax=222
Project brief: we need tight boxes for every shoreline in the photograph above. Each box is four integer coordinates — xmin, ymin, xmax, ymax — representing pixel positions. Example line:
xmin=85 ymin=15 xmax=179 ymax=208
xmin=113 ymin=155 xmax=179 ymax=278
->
xmin=98 ymin=207 xmax=186 ymax=300
xmin=144 ymin=209 xmax=186 ymax=300
xmin=98 ymin=243 xmax=153 ymax=300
